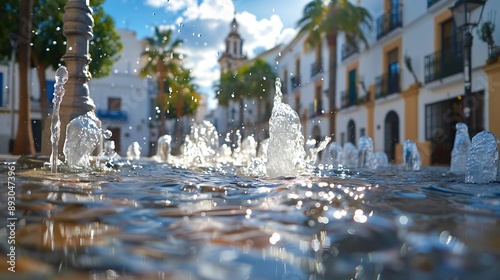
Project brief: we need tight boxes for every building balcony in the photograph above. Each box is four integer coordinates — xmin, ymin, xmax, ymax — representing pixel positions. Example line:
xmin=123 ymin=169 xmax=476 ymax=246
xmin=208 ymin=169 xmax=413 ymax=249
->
xmin=97 ymin=109 xmax=129 ymax=122
xmin=340 ymin=89 xmax=358 ymax=109
xmin=427 ymin=0 xmax=442 ymax=8
xmin=375 ymin=71 xmax=401 ymax=99
xmin=291 ymin=75 xmax=301 ymax=89
xmin=310 ymin=62 xmax=323 ymax=78
xmin=341 ymin=43 xmax=359 ymax=61
xmin=376 ymin=9 xmax=402 ymax=40
xmin=424 ymin=49 xmax=463 ymax=84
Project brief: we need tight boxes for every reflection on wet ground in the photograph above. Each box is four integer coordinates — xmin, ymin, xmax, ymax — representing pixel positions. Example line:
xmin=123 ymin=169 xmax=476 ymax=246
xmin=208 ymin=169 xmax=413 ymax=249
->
xmin=1 ymin=161 xmax=499 ymax=279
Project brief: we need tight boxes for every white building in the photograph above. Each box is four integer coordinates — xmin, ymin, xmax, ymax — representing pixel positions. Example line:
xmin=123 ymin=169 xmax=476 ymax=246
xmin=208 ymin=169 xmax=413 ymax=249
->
xmin=211 ymin=0 xmax=500 ymax=166
xmin=277 ymin=30 xmax=331 ymax=144
xmin=334 ymin=0 xmax=500 ymax=165
xmin=90 ymin=29 xmax=151 ymax=156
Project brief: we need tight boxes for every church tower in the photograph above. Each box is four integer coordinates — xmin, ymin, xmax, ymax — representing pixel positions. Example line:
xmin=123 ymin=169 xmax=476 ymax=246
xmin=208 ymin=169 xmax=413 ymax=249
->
xmin=219 ymin=16 xmax=247 ymax=73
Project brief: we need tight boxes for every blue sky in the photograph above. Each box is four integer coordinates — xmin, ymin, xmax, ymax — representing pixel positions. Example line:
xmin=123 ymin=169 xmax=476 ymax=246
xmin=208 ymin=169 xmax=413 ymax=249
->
xmin=102 ymin=0 xmax=311 ymax=108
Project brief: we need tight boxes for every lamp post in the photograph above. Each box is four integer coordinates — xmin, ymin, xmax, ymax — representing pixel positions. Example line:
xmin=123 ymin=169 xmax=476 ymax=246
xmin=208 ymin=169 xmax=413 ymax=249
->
xmin=449 ymin=0 xmax=486 ymax=130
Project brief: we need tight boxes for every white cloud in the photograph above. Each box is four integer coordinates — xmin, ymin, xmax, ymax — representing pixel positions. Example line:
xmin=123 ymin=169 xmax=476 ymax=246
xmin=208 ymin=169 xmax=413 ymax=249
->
xmin=146 ymin=0 xmax=196 ymax=12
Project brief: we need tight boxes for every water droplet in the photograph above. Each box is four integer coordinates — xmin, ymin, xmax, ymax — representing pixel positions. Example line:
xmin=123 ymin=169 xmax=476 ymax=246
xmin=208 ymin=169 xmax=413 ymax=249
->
xmin=102 ymin=129 xmax=112 ymax=139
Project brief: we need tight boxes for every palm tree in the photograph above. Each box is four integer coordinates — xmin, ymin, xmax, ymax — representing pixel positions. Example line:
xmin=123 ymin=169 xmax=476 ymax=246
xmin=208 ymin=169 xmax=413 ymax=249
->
xmin=297 ymin=0 xmax=372 ymax=137
xmin=216 ymin=59 xmax=276 ymax=137
xmin=162 ymin=67 xmax=200 ymax=142
xmin=140 ymin=26 xmax=183 ymax=136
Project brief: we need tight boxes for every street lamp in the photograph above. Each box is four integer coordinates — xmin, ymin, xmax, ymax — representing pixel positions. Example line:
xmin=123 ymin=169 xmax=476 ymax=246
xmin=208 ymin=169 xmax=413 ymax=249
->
xmin=449 ymin=0 xmax=486 ymax=129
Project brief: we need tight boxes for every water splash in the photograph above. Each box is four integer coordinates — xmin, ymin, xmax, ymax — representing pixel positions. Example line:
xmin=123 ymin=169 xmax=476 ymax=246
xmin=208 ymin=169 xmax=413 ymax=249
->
xmin=102 ymin=140 xmax=119 ymax=160
xmin=450 ymin=123 xmax=470 ymax=174
xmin=305 ymin=137 xmax=331 ymax=166
xmin=342 ymin=142 xmax=358 ymax=168
xmin=358 ymin=136 xmax=373 ymax=168
xmin=180 ymin=120 xmax=219 ymax=166
xmin=403 ymin=140 xmax=421 ymax=171
xmin=369 ymin=152 xmax=389 ymax=169
xmin=127 ymin=142 xmax=142 ymax=160
xmin=63 ymin=115 xmax=105 ymax=169
xmin=465 ymin=130 xmax=498 ymax=183
xmin=266 ymin=78 xmax=306 ymax=177
xmin=155 ymin=135 xmax=172 ymax=162
xmin=321 ymin=141 xmax=343 ymax=168
xmin=50 ymin=66 xmax=68 ymax=173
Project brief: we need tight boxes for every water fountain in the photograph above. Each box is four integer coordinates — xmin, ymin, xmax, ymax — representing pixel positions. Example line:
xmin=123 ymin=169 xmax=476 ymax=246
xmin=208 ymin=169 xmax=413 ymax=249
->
xmin=1 ymin=1 xmax=500 ymax=279
xmin=450 ymin=122 xmax=470 ymax=174
xmin=49 ymin=66 xmax=68 ymax=173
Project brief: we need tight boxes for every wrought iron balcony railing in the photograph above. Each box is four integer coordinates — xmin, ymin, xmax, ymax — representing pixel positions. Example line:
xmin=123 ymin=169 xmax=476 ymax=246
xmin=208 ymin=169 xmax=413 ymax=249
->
xmin=291 ymin=75 xmax=301 ymax=89
xmin=375 ymin=71 xmax=401 ymax=99
xmin=424 ymin=48 xmax=463 ymax=83
xmin=376 ymin=9 xmax=402 ymax=40
xmin=341 ymin=43 xmax=359 ymax=61
xmin=97 ymin=109 xmax=129 ymax=122
xmin=311 ymin=62 xmax=323 ymax=78
xmin=340 ymin=89 xmax=358 ymax=109
xmin=427 ymin=0 xmax=442 ymax=8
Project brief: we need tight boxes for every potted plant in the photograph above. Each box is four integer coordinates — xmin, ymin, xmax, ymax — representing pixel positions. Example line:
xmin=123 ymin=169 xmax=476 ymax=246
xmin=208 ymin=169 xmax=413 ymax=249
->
xmin=477 ymin=20 xmax=499 ymax=62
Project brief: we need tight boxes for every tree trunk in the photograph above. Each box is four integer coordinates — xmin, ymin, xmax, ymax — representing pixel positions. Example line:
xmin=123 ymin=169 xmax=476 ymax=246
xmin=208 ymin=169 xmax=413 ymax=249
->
xmin=327 ymin=34 xmax=338 ymax=139
xmin=13 ymin=0 xmax=35 ymax=155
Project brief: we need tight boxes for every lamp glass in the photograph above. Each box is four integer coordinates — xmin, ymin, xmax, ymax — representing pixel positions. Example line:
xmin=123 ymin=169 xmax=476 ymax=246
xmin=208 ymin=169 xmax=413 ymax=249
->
xmin=450 ymin=0 xmax=487 ymax=30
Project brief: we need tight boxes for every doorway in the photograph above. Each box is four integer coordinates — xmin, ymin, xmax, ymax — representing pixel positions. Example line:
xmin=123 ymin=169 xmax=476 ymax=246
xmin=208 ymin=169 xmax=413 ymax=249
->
xmin=384 ymin=111 xmax=399 ymax=162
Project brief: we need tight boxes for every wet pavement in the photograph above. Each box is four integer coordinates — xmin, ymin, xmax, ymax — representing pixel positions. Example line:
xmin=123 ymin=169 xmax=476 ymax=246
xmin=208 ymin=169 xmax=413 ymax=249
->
xmin=0 ymin=160 xmax=499 ymax=279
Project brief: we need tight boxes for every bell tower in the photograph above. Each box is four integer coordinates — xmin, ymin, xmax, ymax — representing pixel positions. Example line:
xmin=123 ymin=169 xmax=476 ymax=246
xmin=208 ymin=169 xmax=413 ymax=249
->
xmin=219 ymin=15 xmax=247 ymax=73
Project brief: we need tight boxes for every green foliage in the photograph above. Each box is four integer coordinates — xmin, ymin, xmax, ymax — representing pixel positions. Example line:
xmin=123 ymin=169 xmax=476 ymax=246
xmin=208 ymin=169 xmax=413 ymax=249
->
xmin=0 ymin=0 xmax=122 ymax=76
xmin=160 ymin=68 xmax=200 ymax=119
xmin=216 ymin=58 xmax=276 ymax=107
xmin=141 ymin=26 xmax=198 ymax=120
xmin=0 ymin=1 xmax=20 ymax=62
xmin=477 ymin=21 xmax=496 ymax=47
xmin=297 ymin=0 xmax=373 ymax=49
xmin=89 ymin=0 xmax=124 ymax=78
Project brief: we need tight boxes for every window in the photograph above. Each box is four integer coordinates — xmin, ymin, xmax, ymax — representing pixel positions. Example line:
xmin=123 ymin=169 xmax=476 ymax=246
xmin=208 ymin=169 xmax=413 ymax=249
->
xmin=314 ymin=84 xmax=323 ymax=115
xmin=348 ymin=69 xmax=357 ymax=105
xmin=441 ymin=19 xmax=460 ymax=53
xmin=387 ymin=48 xmax=399 ymax=94
xmin=108 ymin=97 xmax=122 ymax=111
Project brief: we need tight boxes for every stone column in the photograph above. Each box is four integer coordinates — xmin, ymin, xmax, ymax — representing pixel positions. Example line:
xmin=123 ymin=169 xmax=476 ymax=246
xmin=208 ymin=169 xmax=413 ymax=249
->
xmin=42 ymin=0 xmax=100 ymax=155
